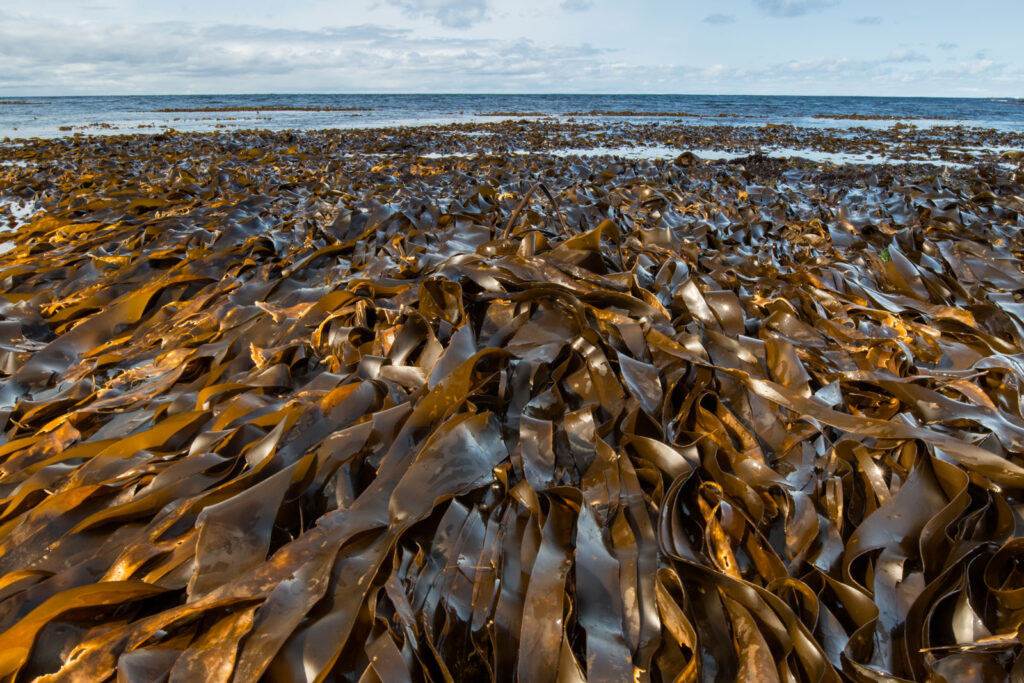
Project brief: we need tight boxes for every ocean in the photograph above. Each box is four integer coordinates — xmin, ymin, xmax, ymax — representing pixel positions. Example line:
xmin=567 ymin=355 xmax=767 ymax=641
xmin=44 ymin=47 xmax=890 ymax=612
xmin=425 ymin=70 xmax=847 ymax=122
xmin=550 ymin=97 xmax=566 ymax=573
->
xmin=2 ymin=94 xmax=1024 ymax=140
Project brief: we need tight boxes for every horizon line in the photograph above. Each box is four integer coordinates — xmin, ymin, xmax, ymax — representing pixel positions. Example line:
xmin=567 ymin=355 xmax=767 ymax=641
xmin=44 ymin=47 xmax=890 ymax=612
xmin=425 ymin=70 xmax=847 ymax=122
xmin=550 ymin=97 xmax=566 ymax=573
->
xmin=1 ymin=92 xmax=1021 ymax=100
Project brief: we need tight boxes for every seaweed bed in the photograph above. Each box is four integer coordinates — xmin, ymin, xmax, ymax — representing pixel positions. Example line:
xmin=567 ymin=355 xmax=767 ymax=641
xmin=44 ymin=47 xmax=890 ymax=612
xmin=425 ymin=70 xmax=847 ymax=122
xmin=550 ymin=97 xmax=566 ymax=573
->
xmin=0 ymin=121 xmax=1023 ymax=681
xmin=149 ymin=107 xmax=375 ymax=113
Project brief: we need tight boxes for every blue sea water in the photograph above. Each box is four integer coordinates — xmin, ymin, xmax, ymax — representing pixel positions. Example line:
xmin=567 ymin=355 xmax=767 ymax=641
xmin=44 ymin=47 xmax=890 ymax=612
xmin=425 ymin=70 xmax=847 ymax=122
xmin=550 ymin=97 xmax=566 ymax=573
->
xmin=1 ymin=94 xmax=1023 ymax=140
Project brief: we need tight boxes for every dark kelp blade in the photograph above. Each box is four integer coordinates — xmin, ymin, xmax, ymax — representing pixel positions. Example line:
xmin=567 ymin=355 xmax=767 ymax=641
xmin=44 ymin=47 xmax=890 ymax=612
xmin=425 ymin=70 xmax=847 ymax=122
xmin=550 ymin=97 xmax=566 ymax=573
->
xmin=0 ymin=120 xmax=1022 ymax=680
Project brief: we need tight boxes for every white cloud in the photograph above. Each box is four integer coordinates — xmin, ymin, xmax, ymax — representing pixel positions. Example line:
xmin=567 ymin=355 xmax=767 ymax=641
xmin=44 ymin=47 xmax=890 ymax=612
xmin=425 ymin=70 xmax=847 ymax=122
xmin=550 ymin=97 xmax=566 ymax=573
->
xmin=702 ymin=13 xmax=736 ymax=25
xmin=753 ymin=0 xmax=839 ymax=18
xmin=0 ymin=8 xmax=1019 ymax=96
xmin=560 ymin=0 xmax=594 ymax=11
xmin=0 ymin=14 xmax=620 ymax=93
xmin=379 ymin=0 xmax=488 ymax=28
xmin=886 ymin=49 xmax=930 ymax=63
xmin=950 ymin=59 xmax=1001 ymax=77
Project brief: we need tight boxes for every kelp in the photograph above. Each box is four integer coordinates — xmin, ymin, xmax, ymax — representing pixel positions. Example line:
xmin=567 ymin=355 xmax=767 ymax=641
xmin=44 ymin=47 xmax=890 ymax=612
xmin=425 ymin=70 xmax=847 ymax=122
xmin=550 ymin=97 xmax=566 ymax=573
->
xmin=477 ymin=112 xmax=548 ymax=117
xmin=6 ymin=118 xmax=1020 ymax=166
xmin=563 ymin=111 xmax=752 ymax=119
xmin=150 ymin=107 xmax=374 ymax=113
xmin=810 ymin=114 xmax=952 ymax=121
xmin=0 ymin=123 xmax=1022 ymax=681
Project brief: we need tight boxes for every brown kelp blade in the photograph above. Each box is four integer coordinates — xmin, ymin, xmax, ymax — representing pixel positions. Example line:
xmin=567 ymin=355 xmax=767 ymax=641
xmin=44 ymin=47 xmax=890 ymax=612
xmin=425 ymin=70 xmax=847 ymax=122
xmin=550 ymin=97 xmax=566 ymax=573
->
xmin=0 ymin=120 xmax=1022 ymax=681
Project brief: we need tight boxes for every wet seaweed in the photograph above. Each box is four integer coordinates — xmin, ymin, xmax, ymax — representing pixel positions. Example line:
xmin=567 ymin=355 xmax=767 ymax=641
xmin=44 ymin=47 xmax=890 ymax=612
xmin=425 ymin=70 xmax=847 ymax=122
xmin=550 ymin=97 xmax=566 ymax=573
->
xmin=149 ymin=107 xmax=374 ymax=113
xmin=477 ymin=112 xmax=548 ymax=117
xmin=811 ymin=114 xmax=954 ymax=121
xmin=0 ymin=123 xmax=1022 ymax=681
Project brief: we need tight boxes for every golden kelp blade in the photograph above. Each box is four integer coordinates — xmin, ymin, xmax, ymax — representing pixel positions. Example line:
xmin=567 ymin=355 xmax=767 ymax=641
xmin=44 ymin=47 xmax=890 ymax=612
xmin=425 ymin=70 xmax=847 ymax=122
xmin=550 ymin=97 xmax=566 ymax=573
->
xmin=0 ymin=121 xmax=1021 ymax=681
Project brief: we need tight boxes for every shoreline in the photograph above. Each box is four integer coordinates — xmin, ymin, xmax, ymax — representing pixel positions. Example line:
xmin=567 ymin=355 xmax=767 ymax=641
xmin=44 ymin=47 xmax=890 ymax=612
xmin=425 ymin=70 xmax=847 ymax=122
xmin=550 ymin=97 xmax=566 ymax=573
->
xmin=3 ymin=117 xmax=1022 ymax=162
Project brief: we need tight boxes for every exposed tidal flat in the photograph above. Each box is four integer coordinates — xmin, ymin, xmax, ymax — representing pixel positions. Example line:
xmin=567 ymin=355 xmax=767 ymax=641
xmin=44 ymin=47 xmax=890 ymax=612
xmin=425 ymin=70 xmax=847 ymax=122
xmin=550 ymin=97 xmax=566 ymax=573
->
xmin=0 ymin=116 xmax=1022 ymax=681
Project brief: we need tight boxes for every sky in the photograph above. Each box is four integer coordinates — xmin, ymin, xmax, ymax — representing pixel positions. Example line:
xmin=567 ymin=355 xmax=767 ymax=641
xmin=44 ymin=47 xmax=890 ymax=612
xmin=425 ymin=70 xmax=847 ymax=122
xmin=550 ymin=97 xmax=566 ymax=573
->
xmin=1 ymin=0 xmax=1021 ymax=97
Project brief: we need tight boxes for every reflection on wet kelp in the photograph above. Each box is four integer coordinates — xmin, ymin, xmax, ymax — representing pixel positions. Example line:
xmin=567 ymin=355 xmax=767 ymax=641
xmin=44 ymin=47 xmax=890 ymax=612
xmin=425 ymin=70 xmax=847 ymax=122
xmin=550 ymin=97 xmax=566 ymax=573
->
xmin=0 ymin=127 xmax=1022 ymax=681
